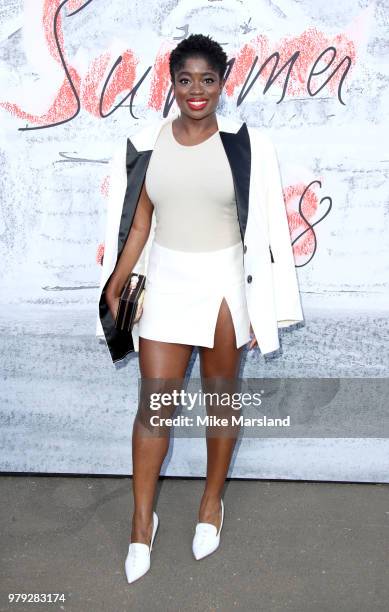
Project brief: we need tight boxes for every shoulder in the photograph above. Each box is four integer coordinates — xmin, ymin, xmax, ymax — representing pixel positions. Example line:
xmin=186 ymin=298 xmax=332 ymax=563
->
xmin=216 ymin=112 xmax=243 ymax=134
xmin=247 ymin=126 xmax=281 ymax=173
xmin=247 ymin=125 xmax=276 ymax=152
xmin=109 ymin=119 xmax=163 ymax=164
xmin=130 ymin=115 xmax=172 ymax=151
xmin=130 ymin=120 xmax=161 ymax=147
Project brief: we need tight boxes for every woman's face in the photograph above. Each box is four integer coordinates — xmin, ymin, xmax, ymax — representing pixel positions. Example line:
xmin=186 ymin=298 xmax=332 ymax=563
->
xmin=172 ymin=55 xmax=224 ymax=120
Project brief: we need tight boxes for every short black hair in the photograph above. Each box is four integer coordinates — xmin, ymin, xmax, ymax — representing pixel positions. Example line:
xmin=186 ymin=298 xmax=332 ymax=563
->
xmin=169 ymin=34 xmax=228 ymax=84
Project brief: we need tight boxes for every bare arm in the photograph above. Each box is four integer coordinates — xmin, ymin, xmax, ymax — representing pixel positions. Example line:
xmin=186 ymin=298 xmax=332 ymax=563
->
xmin=106 ymin=181 xmax=154 ymax=315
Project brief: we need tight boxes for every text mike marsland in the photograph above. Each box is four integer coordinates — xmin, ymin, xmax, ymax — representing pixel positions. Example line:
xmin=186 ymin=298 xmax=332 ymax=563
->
xmin=149 ymin=415 xmax=291 ymax=427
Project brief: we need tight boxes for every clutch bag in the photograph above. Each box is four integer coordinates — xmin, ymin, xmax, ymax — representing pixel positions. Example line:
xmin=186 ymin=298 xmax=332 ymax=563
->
xmin=115 ymin=273 xmax=146 ymax=332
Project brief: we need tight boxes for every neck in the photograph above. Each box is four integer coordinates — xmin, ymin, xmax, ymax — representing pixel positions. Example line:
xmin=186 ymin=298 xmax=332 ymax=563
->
xmin=175 ymin=111 xmax=218 ymax=135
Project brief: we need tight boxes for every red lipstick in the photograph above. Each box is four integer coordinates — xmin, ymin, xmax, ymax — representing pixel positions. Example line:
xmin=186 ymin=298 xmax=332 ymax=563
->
xmin=187 ymin=98 xmax=208 ymax=111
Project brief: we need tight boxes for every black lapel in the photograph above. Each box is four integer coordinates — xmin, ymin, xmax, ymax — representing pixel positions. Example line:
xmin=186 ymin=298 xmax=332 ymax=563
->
xmin=117 ymin=138 xmax=153 ymax=257
xmin=219 ymin=123 xmax=251 ymax=241
xmin=99 ymin=138 xmax=152 ymax=364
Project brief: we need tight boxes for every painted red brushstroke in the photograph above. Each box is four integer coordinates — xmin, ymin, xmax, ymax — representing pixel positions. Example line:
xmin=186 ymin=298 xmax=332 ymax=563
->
xmin=0 ymin=68 xmax=81 ymax=124
xmin=97 ymin=172 xmax=109 ymax=265
xmin=148 ymin=49 xmax=172 ymax=110
xmin=225 ymin=38 xmax=267 ymax=96
xmin=81 ymin=49 xmax=138 ymax=117
xmin=278 ymin=28 xmax=356 ymax=97
xmin=0 ymin=4 xmax=357 ymax=123
xmin=42 ymin=0 xmax=85 ymax=62
xmin=42 ymin=0 xmax=64 ymax=64
xmin=100 ymin=174 xmax=109 ymax=198
xmin=0 ymin=0 xmax=81 ymax=124
xmin=225 ymin=29 xmax=356 ymax=98
xmin=284 ymin=183 xmax=319 ymax=261
xmin=81 ymin=52 xmax=111 ymax=116
xmin=67 ymin=0 xmax=86 ymax=10
xmin=96 ymin=243 xmax=104 ymax=265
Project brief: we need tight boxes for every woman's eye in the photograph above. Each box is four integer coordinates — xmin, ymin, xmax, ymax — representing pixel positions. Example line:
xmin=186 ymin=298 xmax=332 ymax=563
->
xmin=178 ymin=77 xmax=215 ymax=85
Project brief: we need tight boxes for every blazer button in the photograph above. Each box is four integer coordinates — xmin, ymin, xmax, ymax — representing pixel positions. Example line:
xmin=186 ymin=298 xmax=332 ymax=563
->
xmin=243 ymin=244 xmax=247 ymax=254
xmin=247 ymin=274 xmax=252 ymax=283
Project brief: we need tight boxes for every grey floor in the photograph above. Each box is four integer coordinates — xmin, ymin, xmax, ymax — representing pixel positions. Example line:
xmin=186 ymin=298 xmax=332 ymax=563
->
xmin=1 ymin=476 xmax=388 ymax=612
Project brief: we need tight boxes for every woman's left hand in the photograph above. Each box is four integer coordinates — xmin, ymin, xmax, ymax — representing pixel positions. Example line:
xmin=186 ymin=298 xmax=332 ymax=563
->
xmin=247 ymin=323 xmax=258 ymax=350
xmin=133 ymin=289 xmax=146 ymax=324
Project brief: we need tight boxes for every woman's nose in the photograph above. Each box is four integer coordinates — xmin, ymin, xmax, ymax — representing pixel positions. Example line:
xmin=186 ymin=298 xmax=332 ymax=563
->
xmin=189 ymin=82 xmax=204 ymax=95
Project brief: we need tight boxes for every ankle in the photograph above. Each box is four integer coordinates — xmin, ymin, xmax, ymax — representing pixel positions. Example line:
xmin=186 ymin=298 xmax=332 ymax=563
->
xmin=198 ymin=495 xmax=222 ymax=525
xmin=132 ymin=508 xmax=154 ymax=522
xmin=130 ymin=512 xmax=154 ymax=544
xmin=200 ymin=493 xmax=222 ymax=507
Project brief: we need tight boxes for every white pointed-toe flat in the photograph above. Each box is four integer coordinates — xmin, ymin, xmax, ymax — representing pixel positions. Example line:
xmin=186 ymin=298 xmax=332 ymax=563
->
xmin=125 ymin=511 xmax=159 ymax=584
xmin=192 ymin=499 xmax=224 ymax=561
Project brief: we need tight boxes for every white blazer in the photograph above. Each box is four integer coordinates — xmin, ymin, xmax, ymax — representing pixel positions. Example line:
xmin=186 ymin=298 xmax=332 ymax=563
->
xmin=96 ymin=110 xmax=304 ymax=364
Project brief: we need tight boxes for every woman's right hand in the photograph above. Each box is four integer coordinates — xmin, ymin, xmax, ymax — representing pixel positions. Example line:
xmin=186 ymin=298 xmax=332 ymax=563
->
xmin=106 ymin=290 xmax=120 ymax=322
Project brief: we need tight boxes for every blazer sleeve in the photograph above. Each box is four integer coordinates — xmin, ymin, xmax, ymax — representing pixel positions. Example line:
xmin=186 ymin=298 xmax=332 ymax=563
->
xmin=95 ymin=138 xmax=127 ymax=338
xmin=264 ymin=135 xmax=304 ymax=327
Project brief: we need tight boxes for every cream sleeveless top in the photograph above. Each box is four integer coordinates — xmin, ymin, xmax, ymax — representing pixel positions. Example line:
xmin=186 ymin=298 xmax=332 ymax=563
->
xmin=144 ymin=122 xmax=242 ymax=252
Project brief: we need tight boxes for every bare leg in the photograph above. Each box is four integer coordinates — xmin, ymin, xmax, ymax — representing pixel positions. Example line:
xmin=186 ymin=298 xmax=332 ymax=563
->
xmin=130 ymin=337 xmax=193 ymax=544
xmin=198 ymin=297 xmax=244 ymax=530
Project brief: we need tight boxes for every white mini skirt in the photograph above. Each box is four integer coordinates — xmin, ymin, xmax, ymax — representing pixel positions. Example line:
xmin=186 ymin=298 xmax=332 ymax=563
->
xmin=138 ymin=240 xmax=251 ymax=349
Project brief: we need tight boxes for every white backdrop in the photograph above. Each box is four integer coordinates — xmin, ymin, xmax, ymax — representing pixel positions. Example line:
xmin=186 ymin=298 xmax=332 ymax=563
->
xmin=0 ymin=0 xmax=388 ymax=481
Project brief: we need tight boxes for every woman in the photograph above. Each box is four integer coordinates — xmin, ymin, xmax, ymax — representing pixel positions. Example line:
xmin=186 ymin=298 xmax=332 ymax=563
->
xmin=98 ymin=34 xmax=304 ymax=583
